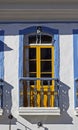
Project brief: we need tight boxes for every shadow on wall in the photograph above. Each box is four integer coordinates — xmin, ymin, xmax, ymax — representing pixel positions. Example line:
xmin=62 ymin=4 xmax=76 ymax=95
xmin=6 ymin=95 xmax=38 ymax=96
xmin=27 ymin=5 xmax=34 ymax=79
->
xmin=0 ymin=81 xmax=17 ymax=126
xmin=0 ymin=36 xmax=32 ymax=130
xmin=20 ymin=81 xmax=73 ymax=125
xmin=17 ymin=121 xmax=32 ymax=130
xmin=17 ymin=120 xmax=48 ymax=130
xmin=0 ymin=40 xmax=16 ymax=125
xmin=0 ymin=40 xmax=13 ymax=51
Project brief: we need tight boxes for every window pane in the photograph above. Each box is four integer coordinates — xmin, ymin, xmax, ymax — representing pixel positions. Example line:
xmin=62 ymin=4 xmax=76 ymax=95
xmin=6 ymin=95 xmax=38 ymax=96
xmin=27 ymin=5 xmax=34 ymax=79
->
xmin=41 ymin=48 xmax=51 ymax=59
xmin=41 ymin=35 xmax=52 ymax=43
xmin=41 ymin=74 xmax=52 ymax=78
xmin=41 ymin=80 xmax=52 ymax=85
xmin=36 ymin=35 xmax=41 ymax=43
xmin=29 ymin=35 xmax=36 ymax=44
xmin=29 ymin=61 xmax=36 ymax=72
xmin=29 ymin=35 xmax=52 ymax=44
xmin=41 ymin=74 xmax=52 ymax=85
xmin=41 ymin=61 xmax=51 ymax=72
xmin=29 ymin=48 xmax=36 ymax=59
xmin=29 ymin=73 xmax=36 ymax=85
xmin=29 ymin=73 xmax=36 ymax=77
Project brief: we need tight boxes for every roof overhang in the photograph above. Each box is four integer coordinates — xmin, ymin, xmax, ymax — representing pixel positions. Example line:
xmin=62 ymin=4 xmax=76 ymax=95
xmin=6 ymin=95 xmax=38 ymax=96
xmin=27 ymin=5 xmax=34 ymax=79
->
xmin=0 ymin=0 xmax=78 ymax=22
xmin=0 ymin=9 xmax=78 ymax=22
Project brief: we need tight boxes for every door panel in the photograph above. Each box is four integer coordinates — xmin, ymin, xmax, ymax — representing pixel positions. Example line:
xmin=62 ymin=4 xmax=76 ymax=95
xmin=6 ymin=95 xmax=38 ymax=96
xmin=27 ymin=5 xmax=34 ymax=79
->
xmin=40 ymin=46 xmax=54 ymax=107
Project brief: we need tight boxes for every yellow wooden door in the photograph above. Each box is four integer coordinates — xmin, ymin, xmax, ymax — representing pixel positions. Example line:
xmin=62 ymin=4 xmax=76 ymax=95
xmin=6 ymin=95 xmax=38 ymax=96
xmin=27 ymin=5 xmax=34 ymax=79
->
xmin=23 ymin=45 xmax=54 ymax=107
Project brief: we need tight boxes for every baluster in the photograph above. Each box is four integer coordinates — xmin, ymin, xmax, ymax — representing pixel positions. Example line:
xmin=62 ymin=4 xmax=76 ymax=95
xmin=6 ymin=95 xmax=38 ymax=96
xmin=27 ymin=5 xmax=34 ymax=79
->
xmin=0 ymin=80 xmax=3 ymax=108
xmin=0 ymin=86 xmax=2 ymax=108
xmin=27 ymin=80 xmax=30 ymax=107
xmin=55 ymin=80 xmax=59 ymax=107
xmin=75 ymin=80 xmax=78 ymax=107
xmin=57 ymin=84 xmax=59 ymax=107
xmin=48 ymin=80 xmax=51 ymax=107
xmin=19 ymin=80 xmax=23 ymax=107
xmin=54 ymin=81 xmax=57 ymax=107
xmin=40 ymin=80 xmax=44 ymax=107
xmin=34 ymin=80 xmax=37 ymax=107
xmin=76 ymin=88 xmax=78 ymax=99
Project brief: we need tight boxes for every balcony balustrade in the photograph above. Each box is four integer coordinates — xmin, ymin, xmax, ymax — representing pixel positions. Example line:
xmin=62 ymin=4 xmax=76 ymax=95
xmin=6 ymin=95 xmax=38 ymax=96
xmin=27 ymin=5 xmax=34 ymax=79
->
xmin=19 ymin=77 xmax=60 ymax=115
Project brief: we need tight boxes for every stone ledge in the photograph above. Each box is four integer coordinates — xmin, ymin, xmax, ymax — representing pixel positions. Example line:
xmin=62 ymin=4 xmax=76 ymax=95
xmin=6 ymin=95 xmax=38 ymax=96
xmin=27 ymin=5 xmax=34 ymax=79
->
xmin=19 ymin=107 xmax=60 ymax=115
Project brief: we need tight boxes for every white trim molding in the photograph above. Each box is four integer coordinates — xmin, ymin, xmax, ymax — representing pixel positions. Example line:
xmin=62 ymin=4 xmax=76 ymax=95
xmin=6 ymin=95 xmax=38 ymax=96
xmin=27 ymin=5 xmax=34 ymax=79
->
xmin=19 ymin=107 xmax=60 ymax=115
xmin=0 ymin=108 xmax=3 ymax=115
xmin=75 ymin=108 xmax=78 ymax=116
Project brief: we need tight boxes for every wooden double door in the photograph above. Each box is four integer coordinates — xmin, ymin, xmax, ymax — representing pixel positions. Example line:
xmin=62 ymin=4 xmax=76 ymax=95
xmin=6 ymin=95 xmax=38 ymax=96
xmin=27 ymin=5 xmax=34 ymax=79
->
xmin=23 ymin=45 xmax=55 ymax=107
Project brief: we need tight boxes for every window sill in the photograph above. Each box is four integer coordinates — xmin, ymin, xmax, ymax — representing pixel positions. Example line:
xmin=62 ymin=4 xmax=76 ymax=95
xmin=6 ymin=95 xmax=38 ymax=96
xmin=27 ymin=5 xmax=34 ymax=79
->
xmin=19 ymin=107 xmax=60 ymax=115
xmin=0 ymin=108 xmax=3 ymax=115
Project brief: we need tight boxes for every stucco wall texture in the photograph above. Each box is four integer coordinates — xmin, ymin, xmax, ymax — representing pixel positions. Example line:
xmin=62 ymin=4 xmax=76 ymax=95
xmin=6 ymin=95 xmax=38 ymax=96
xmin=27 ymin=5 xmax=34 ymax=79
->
xmin=0 ymin=23 xmax=77 ymax=130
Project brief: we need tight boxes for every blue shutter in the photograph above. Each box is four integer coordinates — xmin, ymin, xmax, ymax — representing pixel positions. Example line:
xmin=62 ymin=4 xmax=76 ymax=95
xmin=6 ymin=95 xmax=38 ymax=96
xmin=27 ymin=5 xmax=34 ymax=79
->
xmin=19 ymin=35 xmax=23 ymax=77
xmin=54 ymin=34 xmax=59 ymax=79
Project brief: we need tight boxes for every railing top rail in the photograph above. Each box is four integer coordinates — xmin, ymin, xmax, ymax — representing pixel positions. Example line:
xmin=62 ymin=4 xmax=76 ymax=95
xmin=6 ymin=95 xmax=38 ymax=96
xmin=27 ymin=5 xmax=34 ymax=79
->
xmin=19 ymin=77 xmax=59 ymax=81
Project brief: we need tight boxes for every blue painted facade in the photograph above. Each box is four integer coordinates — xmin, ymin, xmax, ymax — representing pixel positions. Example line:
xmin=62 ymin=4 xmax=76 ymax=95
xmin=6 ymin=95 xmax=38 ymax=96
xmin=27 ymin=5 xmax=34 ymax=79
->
xmin=0 ymin=22 xmax=77 ymax=129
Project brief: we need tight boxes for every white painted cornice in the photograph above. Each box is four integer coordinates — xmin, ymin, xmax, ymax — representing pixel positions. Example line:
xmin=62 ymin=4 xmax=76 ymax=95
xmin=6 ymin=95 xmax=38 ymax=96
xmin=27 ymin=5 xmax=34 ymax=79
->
xmin=19 ymin=107 xmax=60 ymax=115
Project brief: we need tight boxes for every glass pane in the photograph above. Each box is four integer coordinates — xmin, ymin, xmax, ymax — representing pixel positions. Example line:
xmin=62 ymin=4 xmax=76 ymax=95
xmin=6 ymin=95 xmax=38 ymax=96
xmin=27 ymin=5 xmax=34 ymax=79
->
xmin=29 ymin=35 xmax=36 ymax=44
xmin=41 ymin=35 xmax=52 ymax=43
xmin=29 ymin=73 xmax=36 ymax=85
xmin=29 ymin=73 xmax=36 ymax=77
xmin=41 ymin=74 xmax=52 ymax=85
xmin=41 ymin=61 xmax=51 ymax=72
xmin=29 ymin=35 xmax=52 ymax=44
xmin=41 ymin=48 xmax=51 ymax=59
xmin=29 ymin=61 xmax=36 ymax=72
xmin=36 ymin=35 xmax=41 ymax=43
xmin=29 ymin=48 xmax=36 ymax=59
xmin=41 ymin=74 xmax=52 ymax=78
xmin=41 ymin=80 xmax=52 ymax=85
